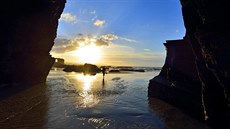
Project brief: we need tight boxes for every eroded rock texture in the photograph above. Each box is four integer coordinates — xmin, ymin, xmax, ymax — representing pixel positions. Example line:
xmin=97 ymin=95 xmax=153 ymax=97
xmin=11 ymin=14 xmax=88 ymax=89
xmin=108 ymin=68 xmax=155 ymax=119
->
xmin=149 ymin=0 xmax=229 ymax=128
xmin=149 ymin=38 xmax=204 ymax=120
xmin=181 ymin=0 xmax=230 ymax=127
xmin=0 ymin=0 xmax=66 ymax=86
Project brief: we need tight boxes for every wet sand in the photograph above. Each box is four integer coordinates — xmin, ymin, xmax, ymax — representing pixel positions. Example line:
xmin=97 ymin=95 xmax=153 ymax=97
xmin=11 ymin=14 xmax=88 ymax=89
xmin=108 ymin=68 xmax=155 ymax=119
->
xmin=0 ymin=70 xmax=209 ymax=129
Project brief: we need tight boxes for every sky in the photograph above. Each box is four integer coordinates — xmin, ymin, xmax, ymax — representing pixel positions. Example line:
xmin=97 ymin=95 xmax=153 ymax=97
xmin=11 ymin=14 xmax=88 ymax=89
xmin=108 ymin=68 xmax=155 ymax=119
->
xmin=51 ymin=0 xmax=185 ymax=67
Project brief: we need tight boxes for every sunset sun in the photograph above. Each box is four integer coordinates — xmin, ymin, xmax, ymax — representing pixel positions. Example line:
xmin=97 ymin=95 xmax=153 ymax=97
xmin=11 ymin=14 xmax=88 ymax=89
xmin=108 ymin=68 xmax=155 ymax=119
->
xmin=75 ymin=43 xmax=101 ymax=64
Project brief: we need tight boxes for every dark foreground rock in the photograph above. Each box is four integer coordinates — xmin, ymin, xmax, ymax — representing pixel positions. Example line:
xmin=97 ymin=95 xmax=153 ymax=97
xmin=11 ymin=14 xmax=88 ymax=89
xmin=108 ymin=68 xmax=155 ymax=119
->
xmin=149 ymin=38 xmax=204 ymax=120
xmin=63 ymin=63 xmax=100 ymax=75
xmin=0 ymin=0 xmax=66 ymax=87
xmin=149 ymin=0 xmax=230 ymax=128
xmin=53 ymin=58 xmax=66 ymax=68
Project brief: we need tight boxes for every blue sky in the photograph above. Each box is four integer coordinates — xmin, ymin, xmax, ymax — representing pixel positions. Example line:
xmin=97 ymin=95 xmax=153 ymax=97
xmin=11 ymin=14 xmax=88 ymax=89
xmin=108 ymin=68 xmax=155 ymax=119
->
xmin=52 ymin=0 xmax=185 ymax=66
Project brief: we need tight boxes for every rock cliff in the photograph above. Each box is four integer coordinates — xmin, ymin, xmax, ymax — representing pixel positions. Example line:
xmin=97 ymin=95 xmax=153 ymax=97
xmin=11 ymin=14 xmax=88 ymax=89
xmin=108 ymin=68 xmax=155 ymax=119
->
xmin=149 ymin=38 xmax=204 ymax=120
xmin=149 ymin=0 xmax=230 ymax=128
xmin=0 ymin=0 xmax=66 ymax=86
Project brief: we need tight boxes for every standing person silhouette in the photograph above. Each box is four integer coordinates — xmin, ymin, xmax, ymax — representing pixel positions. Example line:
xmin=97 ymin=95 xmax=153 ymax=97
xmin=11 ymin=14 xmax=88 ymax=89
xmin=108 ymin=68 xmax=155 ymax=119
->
xmin=102 ymin=67 xmax=106 ymax=79
xmin=102 ymin=67 xmax=106 ymax=88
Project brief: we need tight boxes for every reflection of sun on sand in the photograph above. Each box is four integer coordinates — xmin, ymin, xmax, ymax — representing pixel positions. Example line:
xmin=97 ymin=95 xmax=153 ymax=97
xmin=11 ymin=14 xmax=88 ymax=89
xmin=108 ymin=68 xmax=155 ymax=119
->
xmin=74 ymin=43 xmax=101 ymax=64
xmin=76 ymin=74 xmax=99 ymax=108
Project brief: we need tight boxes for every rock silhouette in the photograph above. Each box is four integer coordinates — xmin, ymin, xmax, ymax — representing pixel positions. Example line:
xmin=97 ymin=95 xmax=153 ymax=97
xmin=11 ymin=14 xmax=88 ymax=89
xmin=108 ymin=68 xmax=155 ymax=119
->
xmin=0 ymin=0 xmax=66 ymax=86
xmin=149 ymin=0 xmax=230 ymax=128
xmin=63 ymin=63 xmax=99 ymax=75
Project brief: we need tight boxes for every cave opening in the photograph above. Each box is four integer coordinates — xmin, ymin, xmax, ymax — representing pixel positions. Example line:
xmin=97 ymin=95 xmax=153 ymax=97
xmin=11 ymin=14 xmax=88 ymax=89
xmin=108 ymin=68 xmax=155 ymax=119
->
xmin=51 ymin=0 xmax=186 ymax=67
xmin=0 ymin=0 xmax=229 ymax=128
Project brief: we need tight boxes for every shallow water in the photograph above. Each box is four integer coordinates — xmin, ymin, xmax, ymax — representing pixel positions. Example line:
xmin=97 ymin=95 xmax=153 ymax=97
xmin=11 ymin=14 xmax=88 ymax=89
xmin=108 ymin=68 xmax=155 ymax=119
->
xmin=0 ymin=70 xmax=209 ymax=129
xmin=45 ymin=70 xmax=162 ymax=129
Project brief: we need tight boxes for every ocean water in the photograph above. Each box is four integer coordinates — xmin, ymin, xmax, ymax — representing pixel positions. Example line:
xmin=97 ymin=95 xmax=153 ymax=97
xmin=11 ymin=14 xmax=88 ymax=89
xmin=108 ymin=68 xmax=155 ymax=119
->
xmin=46 ymin=70 xmax=162 ymax=129
xmin=0 ymin=69 xmax=209 ymax=129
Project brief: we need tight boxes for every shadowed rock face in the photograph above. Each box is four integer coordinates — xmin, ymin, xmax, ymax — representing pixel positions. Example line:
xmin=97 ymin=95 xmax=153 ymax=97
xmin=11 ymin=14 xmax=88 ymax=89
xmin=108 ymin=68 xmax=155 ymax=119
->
xmin=181 ymin=0 xmax=230 ymax=127
xmin=149 ymin=38 xmax=204 ymax=121
xmin=0 ymin=0 xmax=66 ymax=86
xmin=149 ymin=0 xmax=229 ymax=128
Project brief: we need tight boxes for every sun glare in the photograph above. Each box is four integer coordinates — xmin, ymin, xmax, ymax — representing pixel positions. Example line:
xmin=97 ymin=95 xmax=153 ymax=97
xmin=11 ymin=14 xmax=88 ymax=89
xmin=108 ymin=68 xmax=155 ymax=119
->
xmin=76 ymin=74 xmax=99 ymax=108
xmin=75 ymin=43 xmax=101 ymax=64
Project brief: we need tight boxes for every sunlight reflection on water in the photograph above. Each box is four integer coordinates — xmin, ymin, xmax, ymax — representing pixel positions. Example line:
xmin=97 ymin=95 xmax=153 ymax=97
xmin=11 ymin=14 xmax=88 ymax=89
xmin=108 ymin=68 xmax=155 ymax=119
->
xmin=0 ymin=70 xmax=209 ymax=129
xmin=46 ymin=71 xmax=167 ymax=128
xmin=77 ymin=74 xmax=99 ymax=108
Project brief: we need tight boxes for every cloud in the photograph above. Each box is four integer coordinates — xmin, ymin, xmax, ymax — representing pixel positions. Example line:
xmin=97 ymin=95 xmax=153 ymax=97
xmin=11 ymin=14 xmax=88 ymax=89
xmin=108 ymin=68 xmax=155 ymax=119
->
xmin=91 ymin=15 xmax=98 ymax=21
xmin=52 ymin=33 xmax=137 ymax=54
xmin=80 ymin=9 xmax=87 ymax=14
xmin=90 ymin=10 xmax=96 ymax=14
xmin=119 ymin=37 xmax=137 ymax=43
xmin=52 ymin=36 xmax=165 ymax=66
xmin=52 ymin=38 xmax=79 ymax=53
xmin=95 ymin=39 xmax=109 ymax=46
xmin=52 ymin=34 xmax=110 ymax=54
xmin=100 ymin=34 xmax=136 ymax=43
xmin=144 ymin=49 xmax=151 ymax=51
xmin=60 ymin=12 xmax=77 ymax=24
xmin=94 ymin=19 xmax=105 ymax=27
xmin=100 ymin=34 xmax=118 ymax=41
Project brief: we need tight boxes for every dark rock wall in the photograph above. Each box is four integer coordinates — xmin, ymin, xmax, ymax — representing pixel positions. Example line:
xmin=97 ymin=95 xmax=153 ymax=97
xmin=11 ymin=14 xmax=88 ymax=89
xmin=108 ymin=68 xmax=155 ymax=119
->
xmin=163 ymin=39 xmax=199 ymax=80
xmin=181 ymin=0 xmax=230 ymax=127
xmin=0 ymin=0 xmax=66 ymax=86
xmin=149 ymin=0 xmax=229 ymax=127
xmin=149 ymin=38 xmax=204 ymax=120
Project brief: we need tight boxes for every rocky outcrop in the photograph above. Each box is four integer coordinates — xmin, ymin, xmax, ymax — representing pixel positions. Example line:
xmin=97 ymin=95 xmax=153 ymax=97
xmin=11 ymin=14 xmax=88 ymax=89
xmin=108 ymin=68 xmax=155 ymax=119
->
xmin=149 ymin=0 xmax=230 ymax=128
xmin=0 ymin=0 xmax=66 ymax=86
xmin=149 ymin=38 xmax=204 ymax=120
xmin=53 ymin=58 xmax=65 ymax=68
xmin=181 ymin=0 xmax=230 ymax=127
xmin=63 ymin=63 xmax=100 ymax=75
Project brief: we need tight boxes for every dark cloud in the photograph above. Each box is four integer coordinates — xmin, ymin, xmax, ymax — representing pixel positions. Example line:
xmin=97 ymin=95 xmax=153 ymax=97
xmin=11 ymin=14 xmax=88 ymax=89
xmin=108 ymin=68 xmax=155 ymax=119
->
xmin=95 ymin=39 xmax=109 ymax=46
xmin=52 ymin=38 xmax=81 ymax=53
xmin=77 ymin=33 xmax=84 ymax=37
xmin=54 ymin=38 xmax=71 ymax=46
